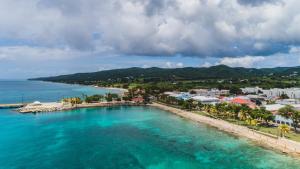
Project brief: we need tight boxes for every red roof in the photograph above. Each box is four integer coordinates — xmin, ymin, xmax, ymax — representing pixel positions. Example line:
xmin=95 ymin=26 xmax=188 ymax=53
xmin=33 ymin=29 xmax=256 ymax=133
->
xmin=231 ymin=98 xmax=251 ymax=104
xmin=231 ymin=98 xmax=256 ymax=108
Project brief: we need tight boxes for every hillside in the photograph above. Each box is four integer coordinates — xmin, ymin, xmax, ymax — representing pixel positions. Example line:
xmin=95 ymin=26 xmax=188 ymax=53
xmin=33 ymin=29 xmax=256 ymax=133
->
xmin=30 ymin=65 xmax=300 ymax=84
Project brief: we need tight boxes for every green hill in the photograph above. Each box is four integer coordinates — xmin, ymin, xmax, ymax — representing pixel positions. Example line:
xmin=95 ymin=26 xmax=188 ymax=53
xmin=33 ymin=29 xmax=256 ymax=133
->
xmin=30 ymin=65 xmax=300 ymax=84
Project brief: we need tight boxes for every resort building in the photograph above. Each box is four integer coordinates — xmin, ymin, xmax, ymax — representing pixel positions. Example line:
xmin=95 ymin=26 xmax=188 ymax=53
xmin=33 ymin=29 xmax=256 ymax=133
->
xmin=262 ymin=88 xmax=300 ymax=99
xmin=241 ymin=87 xmax=263 ymax=94
xmin=191 ymin=96 xmax=220 ymax=105
xmin=265 ymin=104 xmax=300 ymax=127
xmin=274 ymin=115 xmax=294 ymax=126
xmin=230 ymin=96 xmax=256 ymax=108
xmin=241 ymin=87 xmax=300 ymax=99
xmin=163 ymin=92 xmax=192 ymax=101
xmin=265 ymin=104 xmax=285 ymax=114
xmin=190 ymin=88 xmax=229 ymax=97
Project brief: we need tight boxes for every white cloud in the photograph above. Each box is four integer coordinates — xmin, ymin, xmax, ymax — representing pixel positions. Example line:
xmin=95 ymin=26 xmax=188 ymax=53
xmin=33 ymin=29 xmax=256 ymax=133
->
xmin=165 ymin=61 xmax=184 ymax=68
xmin=0 ymin=46 xmax=84 ymax=61
xmin=218 ymin=56 xmax=265 ymax=68
xmin=0 ymin=0 xmax=300 ymax=58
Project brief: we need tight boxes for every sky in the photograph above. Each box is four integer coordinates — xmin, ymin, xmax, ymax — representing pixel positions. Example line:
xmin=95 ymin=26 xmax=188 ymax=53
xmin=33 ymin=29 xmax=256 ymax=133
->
xmin=0 ymin=0 xmax=300 ymax=79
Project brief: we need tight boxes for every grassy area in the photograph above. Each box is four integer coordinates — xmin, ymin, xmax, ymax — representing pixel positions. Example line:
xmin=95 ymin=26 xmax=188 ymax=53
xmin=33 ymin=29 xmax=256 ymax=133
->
xmin=258 ymin=126 xmax=300 ymax=142
xmin=193 ymin=111 xmax=300 ymax=142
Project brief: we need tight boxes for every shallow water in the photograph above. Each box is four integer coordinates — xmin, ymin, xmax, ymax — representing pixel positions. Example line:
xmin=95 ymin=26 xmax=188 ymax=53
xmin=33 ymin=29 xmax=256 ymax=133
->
xmin=1 ymin=106 xmax=300 ymax=169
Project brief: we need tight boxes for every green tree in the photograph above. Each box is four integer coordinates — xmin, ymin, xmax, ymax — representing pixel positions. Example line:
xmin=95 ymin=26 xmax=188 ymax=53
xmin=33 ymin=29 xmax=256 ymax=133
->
xmin=229 ymin=86 xmax=242 ymax=95
xmin=259 ymin=107 xmax=274 ymax=126
xmin=279 ymin=93 xmax=289 ymax=99
xmin=278 ymin=105 xmax=300 ymax=132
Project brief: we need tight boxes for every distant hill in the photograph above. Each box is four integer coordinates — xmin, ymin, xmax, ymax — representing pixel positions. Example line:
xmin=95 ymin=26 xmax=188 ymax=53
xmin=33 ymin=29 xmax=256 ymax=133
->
xmin=30 ymin=65 xmax=300 ymax=84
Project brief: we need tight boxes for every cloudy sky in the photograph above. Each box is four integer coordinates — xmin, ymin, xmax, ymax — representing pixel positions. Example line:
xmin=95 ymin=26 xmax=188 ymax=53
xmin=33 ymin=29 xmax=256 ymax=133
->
xmin=0 ymin=0 xmax=300 ymax=79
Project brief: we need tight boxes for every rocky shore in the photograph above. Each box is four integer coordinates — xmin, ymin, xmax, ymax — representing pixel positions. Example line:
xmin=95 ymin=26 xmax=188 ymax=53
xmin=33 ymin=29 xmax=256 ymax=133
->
xmin=150 ymin=102 xmax=300 ymax=157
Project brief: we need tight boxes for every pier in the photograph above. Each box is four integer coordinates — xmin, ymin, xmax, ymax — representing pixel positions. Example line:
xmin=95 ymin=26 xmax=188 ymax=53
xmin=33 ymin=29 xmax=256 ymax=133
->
xmin=0 ymin=103 xmax=25 ymax=109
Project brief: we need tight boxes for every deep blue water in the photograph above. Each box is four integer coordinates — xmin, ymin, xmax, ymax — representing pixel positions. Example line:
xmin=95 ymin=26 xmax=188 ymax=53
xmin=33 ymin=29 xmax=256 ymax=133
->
xmin=1 ymin=81 xmax=300 ymax=169
xmin=0 ymin=80 xmax=120 ymax=104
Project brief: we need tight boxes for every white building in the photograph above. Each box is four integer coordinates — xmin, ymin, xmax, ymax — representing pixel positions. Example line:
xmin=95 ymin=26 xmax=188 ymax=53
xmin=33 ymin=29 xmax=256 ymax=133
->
xmin=190 ymin=88 xmax=229 ymax=97
xmin=241 ymin=87 xmax=262 ymax=94
xmin=274 ymin=115 xmax=293 ymax=126
xmin=191 ymin=96 xmax=220 ymax=105
xmin=262 ymin=88 xmax=300 ymax=99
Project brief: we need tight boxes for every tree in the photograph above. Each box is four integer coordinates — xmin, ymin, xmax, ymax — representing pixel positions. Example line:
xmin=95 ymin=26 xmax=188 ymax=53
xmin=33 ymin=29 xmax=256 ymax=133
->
xmin=189 ymin=90 xmax=197 ymax=94
xmin=278 ymin=105 xmax=300 ymax=132
xmin=229 ymin=86 xmax=242 ymax=95
xmin=259 ymin=107 xmax=274 ymax=126
xmin=279 ymin=93 xmax=289 ymax=99
xmin=85 ymin=94 xmax=104 ymax=103
xmin=278 ymin=124 xmax=290 ymax=137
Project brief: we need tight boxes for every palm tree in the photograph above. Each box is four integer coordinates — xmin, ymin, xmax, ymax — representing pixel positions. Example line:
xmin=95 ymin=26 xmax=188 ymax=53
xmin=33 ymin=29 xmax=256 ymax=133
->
xmin=278 ymin=124 xmax=290 ymax=138
xmin=278 ymin=105 xmax=300 ymax=132
xmin=238 ymin=110 xmax=248 ymax=121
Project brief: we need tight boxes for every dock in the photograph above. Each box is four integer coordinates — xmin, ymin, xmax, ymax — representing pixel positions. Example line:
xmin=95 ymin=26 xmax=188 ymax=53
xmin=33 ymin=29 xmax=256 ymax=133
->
xmin=0 ymin=103 xmax=25 ymax=109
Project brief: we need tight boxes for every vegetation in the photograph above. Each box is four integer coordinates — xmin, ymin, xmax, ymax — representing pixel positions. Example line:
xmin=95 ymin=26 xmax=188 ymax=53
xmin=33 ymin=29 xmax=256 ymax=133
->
xmin=62 ymin=97 xmax=82 ymax=106
xmin=30 ymin=65 xmax=300 ymax=90
xmin=158 ymin=95 xmax=274 ymax=127
xmin=84 ymin=94 xmax=104 ymax=103
xmin=278 ymin=124 xmax=290 ymax=137
xmin=278 ymin=105 xmax=300 ymax=132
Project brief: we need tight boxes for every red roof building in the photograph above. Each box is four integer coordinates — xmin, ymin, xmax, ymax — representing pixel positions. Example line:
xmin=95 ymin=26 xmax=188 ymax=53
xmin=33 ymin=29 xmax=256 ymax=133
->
xmin=231 ymin=97 xmax=256 ymax=109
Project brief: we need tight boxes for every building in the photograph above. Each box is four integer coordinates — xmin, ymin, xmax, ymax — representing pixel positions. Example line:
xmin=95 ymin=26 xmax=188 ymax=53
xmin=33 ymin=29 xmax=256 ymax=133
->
xmin=264 ymin=104 xmax=300 ymax=127
xmin=230 ymin=96 xmax=256 ymax=108
xmin=163 ymin=92 xmax=192 ymax=100
xmin=241 ymin=87 xmax=262 ymax=94
xmin=262 ymin=88 xmax=300 ymax=99
xmin=191 ymin=96 xmax=220 ymax=105
xmin=190 ymin=88 xmax=229 ymax=97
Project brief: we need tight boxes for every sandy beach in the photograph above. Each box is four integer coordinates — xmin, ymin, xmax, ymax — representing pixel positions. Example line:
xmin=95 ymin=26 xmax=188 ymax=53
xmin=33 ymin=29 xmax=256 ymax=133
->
xmin=150 ymin=102 xmax=300 ymax=157
xmin=92 ymin=85 xmax=128 ymax=93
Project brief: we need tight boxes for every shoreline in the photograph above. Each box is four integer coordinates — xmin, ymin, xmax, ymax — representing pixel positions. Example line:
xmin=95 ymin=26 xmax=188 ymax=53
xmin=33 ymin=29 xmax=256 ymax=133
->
xmin=149 ymin=102 xmax=300 ymax=157
xmin=92 ymin=86 xmax=128 ymax=93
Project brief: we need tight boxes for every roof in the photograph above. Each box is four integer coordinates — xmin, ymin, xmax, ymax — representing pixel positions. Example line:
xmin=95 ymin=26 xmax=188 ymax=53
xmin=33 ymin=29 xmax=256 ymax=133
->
xmin=231 ymin=98 xmax=251 ymax=104
xmin=264 ymin=104 xmax=285 ymax=111
xmin=191 ymin=96 xmax=219 ymax=102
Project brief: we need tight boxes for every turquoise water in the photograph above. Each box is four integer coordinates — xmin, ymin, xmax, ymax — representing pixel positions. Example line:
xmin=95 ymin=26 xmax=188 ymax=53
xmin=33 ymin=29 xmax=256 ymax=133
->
xmin=1 ymin=81 xmax=300 ymax=168
xmin=0 ymin=106 xmax=300 ymax=169
xmin=0 ymin=80 xmax=121 ymax=104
